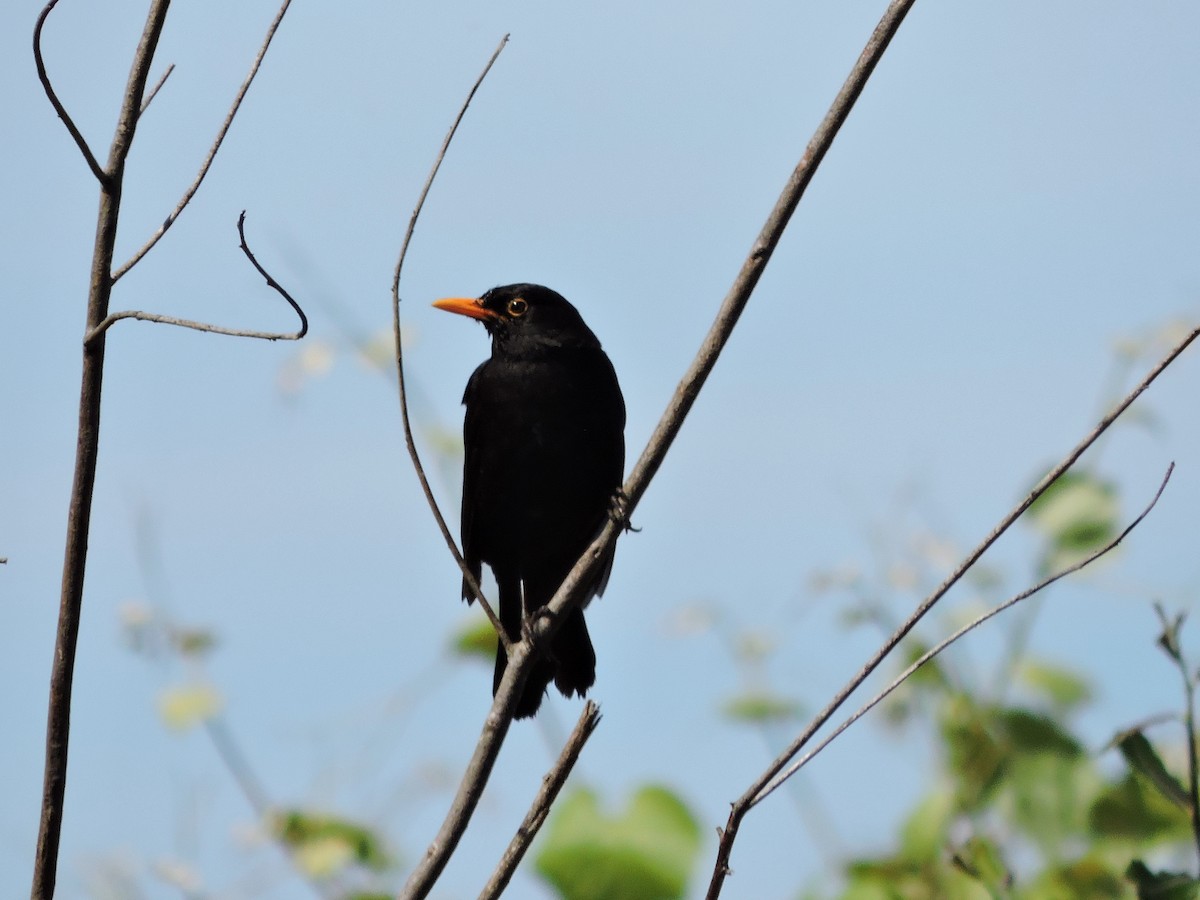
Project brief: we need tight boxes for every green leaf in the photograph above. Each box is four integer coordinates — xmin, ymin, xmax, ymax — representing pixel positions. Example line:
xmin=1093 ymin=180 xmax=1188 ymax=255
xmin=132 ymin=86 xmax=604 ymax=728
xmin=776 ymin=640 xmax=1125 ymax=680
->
xmin=1117 ymin=731 xmax=1192 ymax=812
xmin=995 ymin=708 xmax=1083 ymax=758
xmin=732 ymin=631 xmax=775 ymax=662
xmin=901 ymin=641 xmax=951 ymax=691
xmin=844 ymin=853 xmax=992 ymax=900
xmin=450 ymin=615 xmax=498 ymax=662
xmin=158 ymin=683 xmax=222 ymax=731
xmin=535 ymin=785 xmax=701 ymax=900
xmin=1026 ymin=854 xmax=1126 ymax=899
xmin=1154 ymin=606 xmax=1186 ymax=664
xmin=898 ymin=787 xmax=955 ymax=863
xmin=1017 ymin=660 xmax=1093 ymax=712
xmin=721 ymin=690 xmax=802 ymax=725
xmin=172 ymin=627 xmax=217 ymax=659
xmin=1026 ymin=470 xmax=1119 ymax=575
xmin=1126 ymin=860 xmax=1200 ymax=899
xmin=272 ymin=809 xmax=391 ymax=875
xmin=941 ymin=696 xmax=1007 ymax=808
xmin=1000 ymin=750 xmax=1092 ymax=851
xmin=1089 ymin=772 xmax=1190 ymax=843
xmin=948 ymin=835 xmax=1010 ymax=895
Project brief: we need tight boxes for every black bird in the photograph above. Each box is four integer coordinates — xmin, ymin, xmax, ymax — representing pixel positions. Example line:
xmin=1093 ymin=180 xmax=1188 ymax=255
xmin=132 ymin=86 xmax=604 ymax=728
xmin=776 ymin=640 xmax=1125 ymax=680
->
xmin=433 ymin=284 xmax=626 ymax=718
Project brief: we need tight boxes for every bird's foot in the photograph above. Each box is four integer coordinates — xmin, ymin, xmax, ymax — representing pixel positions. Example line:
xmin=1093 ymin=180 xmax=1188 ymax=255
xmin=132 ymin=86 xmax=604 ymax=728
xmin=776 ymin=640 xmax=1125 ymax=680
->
xmin=521 ymin=607 xmax=555 ymax=651
xmin=608 ymin=489 xmax=640 ymax=533
xmin=523 ymin=609 xmax=564 ymax=667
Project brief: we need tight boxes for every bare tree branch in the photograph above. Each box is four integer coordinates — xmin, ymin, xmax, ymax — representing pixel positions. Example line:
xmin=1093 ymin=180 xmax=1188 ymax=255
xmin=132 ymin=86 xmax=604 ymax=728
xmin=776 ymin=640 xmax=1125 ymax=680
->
xmin=32 ymin=3 xmax=295 ymax=895
xmin=401 ymin=636 xmax=538 ymax=899
xmin=752 ymin=462 xmax=1174 ymax=812
xmin=390 ymin=35 xmax=511 ymax=646
xmin=703 ymin=313 xmax=1199 ymax=898
xmin=139 ymin=62 xmax=175 ymax=116
xmin=111 ymin=0 xmax=294 ymax=284
xmin=402 ymin=0 xmax=919 ymax=893
xmin=87 ymin=212 xmax=308 ymax=345
xmin=34 ymin=3 xmax=172 ymax=893
xmin=33 ymin=0 xmax=107 ymax=184
xmin=478 ymin=702 xmax=602 ymax=900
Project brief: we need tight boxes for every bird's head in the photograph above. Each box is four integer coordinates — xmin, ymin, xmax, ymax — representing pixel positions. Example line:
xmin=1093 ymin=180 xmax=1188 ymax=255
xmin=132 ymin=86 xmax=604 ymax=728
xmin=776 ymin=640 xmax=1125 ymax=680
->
xmin=433 ymin=283 xmax=601 ymax=358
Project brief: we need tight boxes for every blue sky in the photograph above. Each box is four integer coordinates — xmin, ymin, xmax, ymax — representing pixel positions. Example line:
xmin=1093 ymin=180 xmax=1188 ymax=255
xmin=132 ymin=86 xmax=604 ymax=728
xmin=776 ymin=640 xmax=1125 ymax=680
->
xmin=3 ymin=1 xmax=1199 ymax=897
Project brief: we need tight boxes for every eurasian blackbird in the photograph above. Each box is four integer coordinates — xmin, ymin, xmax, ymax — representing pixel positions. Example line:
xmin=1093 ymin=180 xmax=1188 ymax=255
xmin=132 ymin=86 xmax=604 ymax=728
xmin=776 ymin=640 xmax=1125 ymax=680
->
xmin=433 ymin=284 xmax=626 ymax=718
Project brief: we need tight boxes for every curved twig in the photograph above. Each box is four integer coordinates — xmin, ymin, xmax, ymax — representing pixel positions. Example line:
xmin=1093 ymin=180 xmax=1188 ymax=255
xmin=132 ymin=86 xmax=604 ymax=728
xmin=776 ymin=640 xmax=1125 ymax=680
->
xmin=34 ymin=0 xmax=107 ymax=183
xmin=402 ymin=0 xmax=919 ymax=893
xmin=703 ymin=314 xmax=1199 ymax=898
xmin=478 ymin=702 xmax=602 ymax=900
xmin=752 ymin=463 xmax=1174 ymax=811
xmin=390 ymin=34 xmax=511 ymax=644
xmin=86 ymin=212 xmax=307 ymax=344
xmin=111 ymin=0 xmax=295 ymax=284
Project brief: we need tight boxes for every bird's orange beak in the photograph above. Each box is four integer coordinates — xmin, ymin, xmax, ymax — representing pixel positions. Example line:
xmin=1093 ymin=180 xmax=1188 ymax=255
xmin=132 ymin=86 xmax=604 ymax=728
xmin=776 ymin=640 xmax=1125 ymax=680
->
xmin=432 ymin=296 xmax=498 ymax=321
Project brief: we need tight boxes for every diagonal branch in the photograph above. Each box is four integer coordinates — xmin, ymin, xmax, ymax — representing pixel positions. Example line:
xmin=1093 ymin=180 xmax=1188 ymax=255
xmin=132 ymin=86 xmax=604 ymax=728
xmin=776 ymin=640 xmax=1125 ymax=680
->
xmin=703 ymin=316 xmax=1199 ymax=897
xmin=390 ymin=35 xmax=511 ymax=646
xmin=87 ymin=212 xmax=308 ymax=345
xmin=752 ymin=462 xmax=1174 ymax=811
xmin=478 ymin=702 xmax=602 ymax=900
xmin=33 ymin=0 xmax=107 ymax=184
xmin=111 ymin=0 xmax=295 ymax=284
xmin=402 ymin=1 xmax=920 ymax=895
xmin=139 ymin=62 xmax=175 ymax=115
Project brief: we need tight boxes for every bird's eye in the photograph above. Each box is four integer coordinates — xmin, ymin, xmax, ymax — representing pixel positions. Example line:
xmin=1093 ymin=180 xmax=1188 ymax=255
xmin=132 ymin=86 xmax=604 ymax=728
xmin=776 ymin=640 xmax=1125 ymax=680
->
xmin=506 ymin=298 xmax=529 ymax=317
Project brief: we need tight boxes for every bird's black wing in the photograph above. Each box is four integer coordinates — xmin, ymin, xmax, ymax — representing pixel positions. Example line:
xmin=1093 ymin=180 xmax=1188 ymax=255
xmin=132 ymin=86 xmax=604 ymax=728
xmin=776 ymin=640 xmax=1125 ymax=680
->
xmin=586 ymin=350 xmax=626 ymax=600
xmin=459 ymin=360 xmax=489 ymax=602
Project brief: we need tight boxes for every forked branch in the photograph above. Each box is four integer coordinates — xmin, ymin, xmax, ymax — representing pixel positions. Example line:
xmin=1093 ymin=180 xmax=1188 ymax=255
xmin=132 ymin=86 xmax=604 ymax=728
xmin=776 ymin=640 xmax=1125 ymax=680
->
xmin=401 ymin=0 xmax=919 ymax=894
xmin=111 ymin=0 xmax=295 ymax=283
xmin=32 ymin=2 xmax=295 ymax=897
xmin=704 ymin=314 xmax=1198 ymax=898
xmin=756 ymin=463 xmax=1174 ymax=810
xmin=87 ymin=212 xmax=308 ymax=345
xmin=478 ymin=702 xmax=602 ymax=899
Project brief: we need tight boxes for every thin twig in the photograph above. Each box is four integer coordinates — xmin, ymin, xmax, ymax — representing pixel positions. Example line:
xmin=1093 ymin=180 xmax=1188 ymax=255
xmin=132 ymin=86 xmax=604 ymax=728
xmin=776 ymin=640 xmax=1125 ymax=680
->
xmin=87 ymin=212 xmax=307 ymax=344
xmin=1181 ymin=646 xmax=1200 ymax=864
xmin=753 ymin=463 xmax=1174 ymax=809
xmin=203 ymin=718 xmax=335 ymax=900
xmin=139 ymin=62 xmax=175 ymax=115
xmin=704 ymin=316 xmax=1200 ymax=898
xmin=404 ymin=0 xmax=916 ymax=890
xmin=111 ymin=0 xmax=294 ymax=284
xmin=478 ymin=702 xmax=602 ymax=900
xmin=402 ymin=635 xmax=539 ymax=899
xmin=390 ymin=35 xmax=510 ymax=644
xmin=33 ymin=0 xmax=107 ymax=184
xmin=1155 ymin=603 xmax=1200 ymax=864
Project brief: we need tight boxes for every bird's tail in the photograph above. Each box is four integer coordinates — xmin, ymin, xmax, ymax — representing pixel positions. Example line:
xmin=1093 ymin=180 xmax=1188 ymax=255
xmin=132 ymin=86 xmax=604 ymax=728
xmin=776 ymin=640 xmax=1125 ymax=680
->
xmin=493 ymin=573 xmax=596 ymax=719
